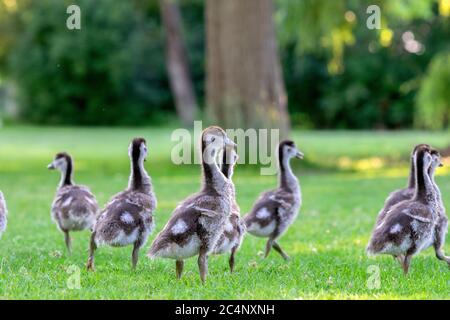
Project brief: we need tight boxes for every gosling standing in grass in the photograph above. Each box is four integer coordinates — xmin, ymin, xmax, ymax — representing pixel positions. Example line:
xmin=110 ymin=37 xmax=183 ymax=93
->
xmin=244 ymin=140 xmax=304 ymax=260
xmin=367 ymin=145 xmax=443 ymax=274
xmin=87 ymin=138 xmax=156 ymax=271
xmin=148 ymin=126 xmax=236 ymax=283
xmin=0 ymin=191 xmax=7 ymax=239
xmin=48 ymin=152 xmax=99 ymax=253
xmin=213 ymin=145 xmax=246 ymax=273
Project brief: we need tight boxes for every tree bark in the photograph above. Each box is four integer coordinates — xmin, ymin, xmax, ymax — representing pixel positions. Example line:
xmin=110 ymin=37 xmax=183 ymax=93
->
xmin=160 ymin=0 xmax=198 ymax=126
xmin=206 ymin=0 xmax=290 ymax=136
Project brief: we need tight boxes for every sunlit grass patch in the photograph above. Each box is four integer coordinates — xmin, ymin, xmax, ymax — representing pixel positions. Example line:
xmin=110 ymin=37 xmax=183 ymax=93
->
xmin=0 ymin=126 xmax=449 ymax=299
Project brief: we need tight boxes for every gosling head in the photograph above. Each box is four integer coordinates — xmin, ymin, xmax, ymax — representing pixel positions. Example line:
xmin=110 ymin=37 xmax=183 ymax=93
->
xmin=48 ymin=152 xmax=73 ymax=186
xmin=201 ymin=126 xmax=236 ymax=165
xmin=412 ymin=144 xmax=431 ymax=161
xmin=279 ymin=140 xmax=304 ymax=163
xmin=429 ymin=149 xmax=444 ymax=175
xmin=202 ymin=126 xmax=236 ymax=148
xmin=416 ymin=145 xmax=433 ymax=173
xmin=129 ymin=137 xmax=148 ymax=164
xmin=48 ymin=152 xmax=72 ymax=172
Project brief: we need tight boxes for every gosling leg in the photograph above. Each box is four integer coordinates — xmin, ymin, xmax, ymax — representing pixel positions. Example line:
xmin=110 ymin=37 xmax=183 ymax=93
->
xmin=402 ymin=255 xmax=412 ymax=275
xmin=264 ymin=239 xmax=273 ymax=258
xmin=131 ymin=242 xmax=141 ymax=270
xmin=86 ymin=232 xmax=97 ymax=271
xmin=434 ymin=220 xmax=450 ymax=267
xmin=63 ymin=230 xmax=72 ymax=254
xmin=176 ymin=260 xmax=184 ymax=279
xmin=272 ymin=241 xmax=290 ymax=261
xmin=198 ymin=248 xmax=208 ymax=284
xmin=229 ymin=247 xmax=237 ymax=273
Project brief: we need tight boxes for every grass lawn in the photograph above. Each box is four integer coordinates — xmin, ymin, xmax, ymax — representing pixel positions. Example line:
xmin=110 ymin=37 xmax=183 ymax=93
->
xmin=0 ymin=126 xmax=450 ymax=299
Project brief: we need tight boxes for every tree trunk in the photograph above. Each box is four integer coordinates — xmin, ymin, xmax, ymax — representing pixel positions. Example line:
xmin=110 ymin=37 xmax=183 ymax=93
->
xmin=206 ymin=0 xmax=290 ymax=136
xmin=160 ymin=0 xmax=198 ymax=127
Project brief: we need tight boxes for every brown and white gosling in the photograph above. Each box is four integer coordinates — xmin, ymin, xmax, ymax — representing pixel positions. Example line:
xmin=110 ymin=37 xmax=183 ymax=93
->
xmin=212 ymin=145 xmax=246 ymax=273
xmin=148 ymin=126 xmax=236 ymax=283
xmin=244 ymin=140 xmax=304 ymax=261
xmin=48 ymin=152 xmax=99 ymax=253
xmin=375 ymin=144 xmax=430 ymax=226
xmin=87 ymin=138 xmax=157 ymax=271
xmin=366 ymin=145 xmax=445 ymax=274
xmin=0 ymin=191 xmax=7 ymax=239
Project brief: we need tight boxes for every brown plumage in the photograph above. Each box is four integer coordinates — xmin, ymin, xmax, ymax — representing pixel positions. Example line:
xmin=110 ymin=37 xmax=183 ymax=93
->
xmin=244 ymin=140 xmax=304 ymax=261
xmin=48 ymin=152 xmax=99 ymax=253
xmin=87 ymin=138 xmax=157 ymax=271
xmin=148 ymin=126 xmax=236 ymax=283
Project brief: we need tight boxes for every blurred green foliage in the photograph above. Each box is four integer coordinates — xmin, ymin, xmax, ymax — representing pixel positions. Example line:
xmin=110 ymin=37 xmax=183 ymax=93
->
xmin=4 ymin=0 xmax=164 ymax=125
xmin=416 ymin=52 xmax=450 ymax=129
xmin=279 ymin=0 xmax=450 ymax=129
xmin=0 ymin=0 xmax=449 ymax=129
xmin=1 ymin=0 xmax=203 ymax=125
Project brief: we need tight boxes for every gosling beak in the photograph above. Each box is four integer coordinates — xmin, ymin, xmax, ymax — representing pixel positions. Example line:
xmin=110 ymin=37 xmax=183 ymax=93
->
xmin=47 ymin=163 xmax=55 ymax=170
xmin=296 ymin=151 xmax=304 ymax=160
xmin=439 ymin=162 xmax=444 ymax=167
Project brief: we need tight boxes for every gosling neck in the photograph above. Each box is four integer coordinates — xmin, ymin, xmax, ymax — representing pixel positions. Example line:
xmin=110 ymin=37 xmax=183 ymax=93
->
xmin=279 ymin=154 xmax=298 ymax=192
xmin=429 ymin=165 xmax=443 ymax=205
xmin=59 ymin=161 xmax=73 ymax=188
xmin=221 ymin=148 xmax=236 ymax=181
xmin=221 ymin=150 xmax=236 ymax=197
xmin=129 ymin=156 xmax=151 ymax=193
xmin=414 ymin=155 xmax=433 ymax=203
xmin=201 ymin=141 xmax=228 ymax=194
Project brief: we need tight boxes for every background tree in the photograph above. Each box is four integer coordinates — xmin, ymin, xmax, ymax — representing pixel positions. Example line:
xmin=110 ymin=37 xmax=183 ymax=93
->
xmin=206 ymin=0 xmax=290 ymax=136
xmin=160 ymin=0 xmax=198 ymax=127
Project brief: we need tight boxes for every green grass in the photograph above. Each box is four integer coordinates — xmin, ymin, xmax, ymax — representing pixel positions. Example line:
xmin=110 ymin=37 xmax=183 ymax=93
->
xmin=0 ymin=126 xmax=450 ymax=299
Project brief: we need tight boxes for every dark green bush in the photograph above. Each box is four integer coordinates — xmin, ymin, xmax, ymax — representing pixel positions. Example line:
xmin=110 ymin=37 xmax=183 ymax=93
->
xmin=6 ymin=0 xmax=205 ymax=125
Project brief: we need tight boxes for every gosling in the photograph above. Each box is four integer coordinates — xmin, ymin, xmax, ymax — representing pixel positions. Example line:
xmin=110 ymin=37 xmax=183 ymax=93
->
xmin=48 ymin=152 xmax=99 ymax=253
